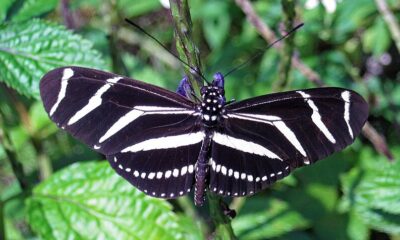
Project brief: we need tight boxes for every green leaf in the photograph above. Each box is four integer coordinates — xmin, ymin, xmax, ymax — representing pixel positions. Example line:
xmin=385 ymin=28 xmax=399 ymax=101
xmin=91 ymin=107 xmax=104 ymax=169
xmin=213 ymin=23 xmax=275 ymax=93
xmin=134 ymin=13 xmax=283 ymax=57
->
xmin=26 ymin=161 xmax=199 ymax=240
xmin=117 ymin=0 xmax=161 ymax=17
xmin=347 ymin=210 xmax=369 ymax=240
xmin=29 ymin=101 xmax=57 ymax=137
xmin=362 ymin=17 xmax=390 ymax=56
xmin=201 ymin=2 xmax=231 ymax=50
xmin=11 ymin=0 xmax=58 ymax=22
xmin=232 ymin=197 xmax=310 ymax=239
xmin=340 ymin=150 xmax=400 ymax=234
xmin=0 ymin=19 xmax=104 ymax=98
xmin=0 ymin=0 xmax=15 ymax=21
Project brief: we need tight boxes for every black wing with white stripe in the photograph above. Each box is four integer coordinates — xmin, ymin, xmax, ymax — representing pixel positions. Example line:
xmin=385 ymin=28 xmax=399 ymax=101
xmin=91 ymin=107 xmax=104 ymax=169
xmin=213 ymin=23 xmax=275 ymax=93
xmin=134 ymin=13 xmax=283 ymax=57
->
xmin=40 ymin=66 xmax=201 ymax=198
xmin=209 ymin=88 xmax=368 ymax=196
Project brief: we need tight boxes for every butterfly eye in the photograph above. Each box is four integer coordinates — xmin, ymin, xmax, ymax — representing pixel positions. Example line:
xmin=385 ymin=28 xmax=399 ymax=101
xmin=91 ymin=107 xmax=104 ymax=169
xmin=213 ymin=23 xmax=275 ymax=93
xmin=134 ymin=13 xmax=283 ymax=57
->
xmin=200 ymin=86 xmax=207 ymax=95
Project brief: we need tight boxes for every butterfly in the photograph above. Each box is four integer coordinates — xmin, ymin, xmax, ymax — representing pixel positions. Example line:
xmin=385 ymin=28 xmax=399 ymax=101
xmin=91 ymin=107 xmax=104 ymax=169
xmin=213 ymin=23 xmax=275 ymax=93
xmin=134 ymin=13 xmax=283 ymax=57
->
xmin=40 ymin=66 xmax=368 ymax=206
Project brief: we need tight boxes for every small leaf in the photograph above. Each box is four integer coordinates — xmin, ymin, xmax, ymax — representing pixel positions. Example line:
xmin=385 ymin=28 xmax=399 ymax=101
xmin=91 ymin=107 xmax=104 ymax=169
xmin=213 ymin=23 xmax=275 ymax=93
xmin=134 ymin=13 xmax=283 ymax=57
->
xmin=0 ymin=19 xmax=104 ymax=98
xmin=11 ymin=0 xmax=58 ymax=22
xmin=26 ymin=161 xmax=198 ymax=240
xmin=362 ymin=18 xmax=390 ymax=56
xmin=232 ymin=197 xmax=310 ymax=239
xmin=0 ymin=0 xmax=15 ymax=21
xmin=117 ymin=0 xmax=161 ymax=17
xmin=201 ymin=2 xmax=231 ymax=50
xmin=29 ymin=101 xmax=57 ymax=137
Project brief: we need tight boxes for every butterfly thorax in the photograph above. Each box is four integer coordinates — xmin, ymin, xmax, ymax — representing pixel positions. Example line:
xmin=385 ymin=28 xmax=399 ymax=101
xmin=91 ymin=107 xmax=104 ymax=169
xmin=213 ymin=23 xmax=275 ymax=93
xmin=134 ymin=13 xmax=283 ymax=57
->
xmin=200 ymin=73 xmax=226 ymax=127
xmin=200 ymin=87 xmax=225 ymax=126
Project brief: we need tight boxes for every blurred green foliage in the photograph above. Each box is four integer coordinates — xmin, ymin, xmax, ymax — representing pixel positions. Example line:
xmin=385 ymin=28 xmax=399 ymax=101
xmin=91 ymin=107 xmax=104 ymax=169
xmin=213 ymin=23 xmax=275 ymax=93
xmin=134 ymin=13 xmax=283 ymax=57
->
xmin=0 ymin=0 xmax=399 ymax=239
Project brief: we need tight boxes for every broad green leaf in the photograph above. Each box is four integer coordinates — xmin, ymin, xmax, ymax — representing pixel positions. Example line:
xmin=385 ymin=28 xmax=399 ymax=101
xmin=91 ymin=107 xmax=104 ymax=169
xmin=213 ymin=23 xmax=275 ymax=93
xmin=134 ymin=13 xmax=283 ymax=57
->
xmin=340 ymin=151 xmax=400 ymax=234
xmin=0 ymin=0 xmax=15 ymax=21
xmin=26 ymin=161 xmax=199 ymax=240
xmin=0 ymin=19 xmax=104 ymax=98
xmin=232 ymin=197 xmax=310 ymax=239
xmin=11 ymin=0 xmax=58 ymax=22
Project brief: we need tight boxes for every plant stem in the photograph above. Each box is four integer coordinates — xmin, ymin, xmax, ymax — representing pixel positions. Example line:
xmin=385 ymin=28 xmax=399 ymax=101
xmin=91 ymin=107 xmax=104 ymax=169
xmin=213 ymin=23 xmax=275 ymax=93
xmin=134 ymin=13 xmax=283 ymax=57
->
xmin=0 ymin=115 xmax=30 ymax=191
xmin=275 ymin=0 xmax=296 ymax=91
xmin=169 ymin=1 xmax=236 ymax=238
xmin=60 ymin=0 xmax=76 ymax=29
xmin=177 ymin=197 xmax=209 ymax=234
xmin=208 ymin=193 xmax=236 ymax=239
xmin=0 ymin=200 xmax=4 ymax=240
xmin=375 ymin=0 xmax=400 ymax=52
xmin=169 ymin=0 xmax=203 ymax=99
xmin=105 ymin=0 xmax=128 ymax=75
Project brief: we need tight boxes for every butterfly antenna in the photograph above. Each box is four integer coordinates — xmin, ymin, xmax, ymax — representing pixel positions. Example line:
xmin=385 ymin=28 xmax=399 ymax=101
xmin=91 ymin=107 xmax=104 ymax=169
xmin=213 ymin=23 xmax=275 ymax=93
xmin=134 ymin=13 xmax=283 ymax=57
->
xmin=125 ymin=19 xmax=209 ymax=84
xmin=223 ymin=23 xmax=304 ymax=78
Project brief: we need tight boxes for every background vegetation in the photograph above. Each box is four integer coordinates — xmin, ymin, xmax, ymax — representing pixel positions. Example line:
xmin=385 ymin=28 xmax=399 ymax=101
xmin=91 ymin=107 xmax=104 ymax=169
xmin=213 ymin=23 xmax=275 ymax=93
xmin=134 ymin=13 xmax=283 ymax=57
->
xmin=0 ymin=0 xmax=399 ymax=239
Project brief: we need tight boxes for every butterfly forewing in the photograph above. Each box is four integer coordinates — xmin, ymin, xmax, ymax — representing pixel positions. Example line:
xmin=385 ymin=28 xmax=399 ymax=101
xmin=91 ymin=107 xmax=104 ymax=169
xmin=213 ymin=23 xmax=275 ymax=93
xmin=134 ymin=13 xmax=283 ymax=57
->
xmin=40 ymin=66 xmax=202 ymax=198
xmin=208 ymin=87 xmax=368 ymax=196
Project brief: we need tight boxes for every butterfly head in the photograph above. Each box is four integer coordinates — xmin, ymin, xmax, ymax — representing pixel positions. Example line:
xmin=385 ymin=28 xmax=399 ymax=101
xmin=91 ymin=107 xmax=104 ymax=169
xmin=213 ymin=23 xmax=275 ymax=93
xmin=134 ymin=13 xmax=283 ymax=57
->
xmin=199 ymin=72 xmax=226 ymax=126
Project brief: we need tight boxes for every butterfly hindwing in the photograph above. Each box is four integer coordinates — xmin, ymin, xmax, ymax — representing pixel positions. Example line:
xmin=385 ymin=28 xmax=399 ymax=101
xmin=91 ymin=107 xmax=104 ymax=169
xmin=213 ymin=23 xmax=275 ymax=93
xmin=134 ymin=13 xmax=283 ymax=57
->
xmin=209 ymin=87 xmax=368 ymax=196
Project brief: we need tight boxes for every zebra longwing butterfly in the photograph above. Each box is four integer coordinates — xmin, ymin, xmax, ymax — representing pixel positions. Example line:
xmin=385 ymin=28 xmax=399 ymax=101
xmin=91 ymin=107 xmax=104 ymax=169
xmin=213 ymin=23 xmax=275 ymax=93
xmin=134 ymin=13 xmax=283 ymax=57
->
xmin=40 ymin=66 xmax=368 ymax=206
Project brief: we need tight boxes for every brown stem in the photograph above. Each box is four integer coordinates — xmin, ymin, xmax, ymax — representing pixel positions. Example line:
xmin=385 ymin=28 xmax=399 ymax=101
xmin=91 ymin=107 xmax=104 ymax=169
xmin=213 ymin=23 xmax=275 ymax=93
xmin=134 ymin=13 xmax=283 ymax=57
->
xmin=60 ymin=0 xmax=76 ymax=29
xmin=170 ymin=0 xmax=204 ymax=98
xmin=374 ymin=0 xmax=400 ymax=52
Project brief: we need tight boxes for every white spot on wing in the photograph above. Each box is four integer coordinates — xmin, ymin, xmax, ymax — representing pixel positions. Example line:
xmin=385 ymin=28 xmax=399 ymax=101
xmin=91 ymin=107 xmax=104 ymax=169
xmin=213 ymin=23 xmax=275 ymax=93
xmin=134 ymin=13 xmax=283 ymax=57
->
xmin=173 ymin=168 xmax=179 ymax=177
xmin=181 ymin=166 xmax=187 ymax=176
xmin=148 ymin=172 xmax=155 ymax=179
xmin=297 ymin=91 xmax=336 ymax=143
xmin=247 ymin=175 xmax=253 ymax=182
xmin=221 ymin=166 xmax=227 ymax=175
xmin=212 ymin=132 xmax=281 ymax=160
xmin=67 ymin=77 xmax=122 ymax=125
xmin=262 ymin=176 xmax=267 ymax=181
xmin=50 ymin=68 xmax=74 ymax=116
xmin=341 ymin=91 xmax=353 ymax=138
xmin=165 ymin=170 xmax=172 ymax=179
